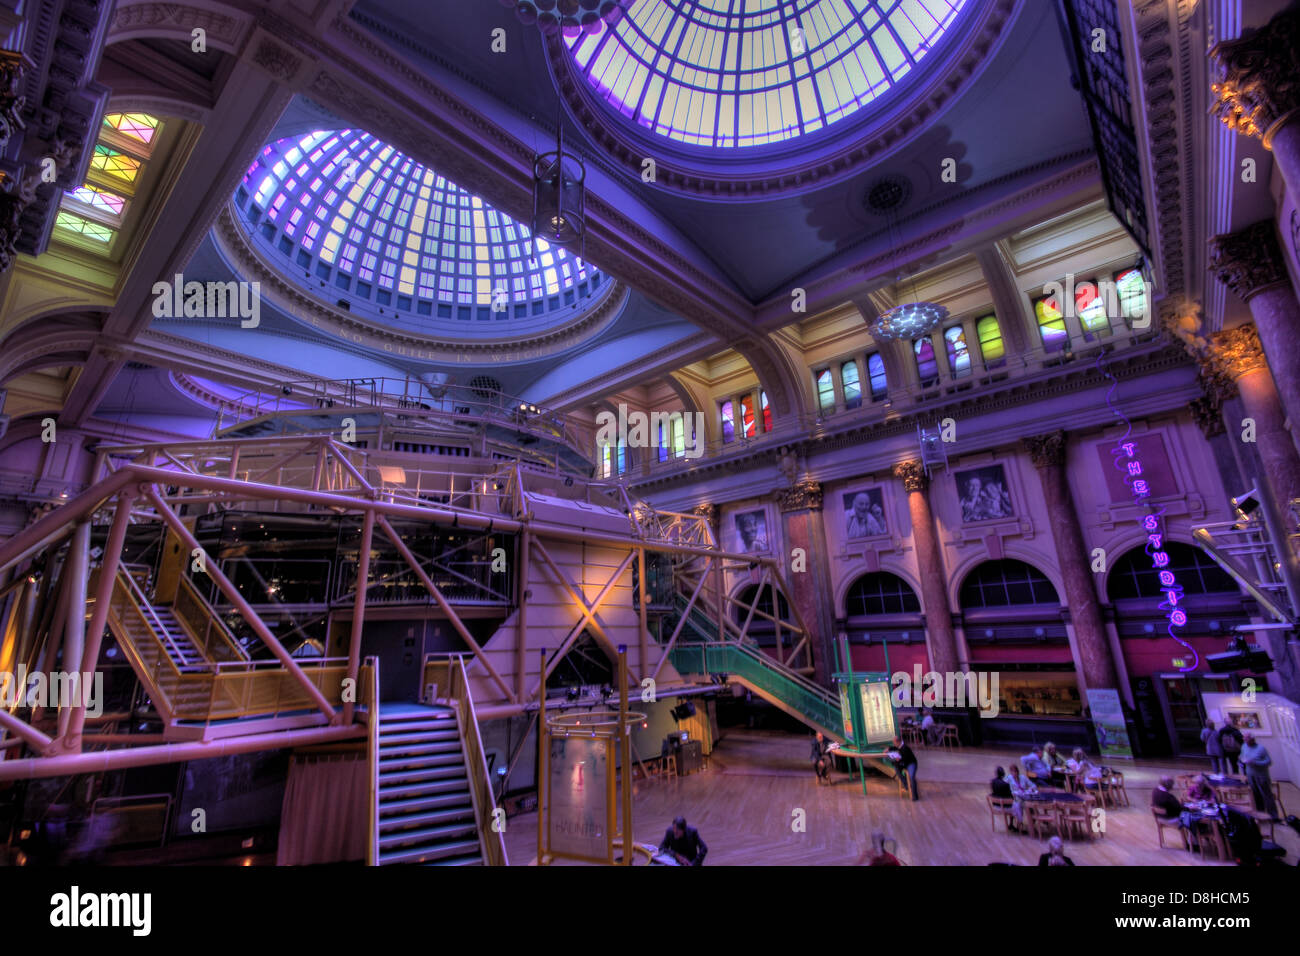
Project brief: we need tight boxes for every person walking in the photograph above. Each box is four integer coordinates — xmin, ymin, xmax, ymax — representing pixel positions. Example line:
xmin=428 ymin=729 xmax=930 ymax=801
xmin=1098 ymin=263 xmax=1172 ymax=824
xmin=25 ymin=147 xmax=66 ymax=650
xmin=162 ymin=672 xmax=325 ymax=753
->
xmin=1239 ymin=733 xmax=1279 ymax=819
xmin=1202 ymin=719 xmax=1226 ymax=774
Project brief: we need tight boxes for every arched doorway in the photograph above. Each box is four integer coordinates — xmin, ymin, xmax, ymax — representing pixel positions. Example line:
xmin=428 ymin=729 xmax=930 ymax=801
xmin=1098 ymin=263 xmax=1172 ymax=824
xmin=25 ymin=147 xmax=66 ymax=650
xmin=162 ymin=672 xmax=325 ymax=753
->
xmin=842 ymin=571 xmax=926 ymax=675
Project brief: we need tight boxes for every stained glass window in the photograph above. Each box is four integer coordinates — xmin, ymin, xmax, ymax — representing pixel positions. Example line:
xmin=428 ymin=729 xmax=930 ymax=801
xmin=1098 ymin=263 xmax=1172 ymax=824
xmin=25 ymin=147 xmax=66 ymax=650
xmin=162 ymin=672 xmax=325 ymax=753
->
xmin=867 ymin=353 xmax=888 ymax=400
xmin=57 ymin=111 xmax=162 ymax=249
xmin=914 ymin=337 xmax=938 ymax=386
xmin=760 ymin=390 xmax=772 ymax=432
xmin=740 ymin=395 xmax=756 ymax=438
xmin=69 ymin=184 xmax=127 ymax=215
xmin=944 ymin=325 xmax=970 ymax=378
xmin=601 ymin=443 xmax=613 ymax=478
xmin=241 ymin=130 xmax=599 ymax=310
xmin=842 ymin=359 xmax=862 ymax=409
xmin=815 ymin=368 xmax=834 ymax=412
xmin=1075 ymin=281 xmax=1111 ymax=338
xmin=976 ymin=315 xmax=1004 ymax=367
xmin=565 ymin=0 xmax=970 ymax=149
xmin=55 ymin=212 xmax=113 ymax=243
xmin=89 ymin=146 xmax=142 ymax=185
xmin=657 ymin=423 xmax=669 ymax=462
xmin=720 ymin=400 xmax=736 ymax=443
xmin=672 ymin=416 xmax=686 ymax=456
xmin=1114 ymin=267 xmax=1147 ymax=325
xmin=1034 ymin=296 xmax=1069 ymax=352
xmin=103 ymin=112 xmax=161 ymax=145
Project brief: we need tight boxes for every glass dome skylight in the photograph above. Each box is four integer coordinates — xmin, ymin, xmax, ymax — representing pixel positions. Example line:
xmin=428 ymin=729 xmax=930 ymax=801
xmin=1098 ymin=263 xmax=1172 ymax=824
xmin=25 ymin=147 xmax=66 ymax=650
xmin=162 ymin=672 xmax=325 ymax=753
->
xmin=240 ymin=129 xmax=599 ymax=312
xmin=564 ymin=0 xmax=969 ymax=149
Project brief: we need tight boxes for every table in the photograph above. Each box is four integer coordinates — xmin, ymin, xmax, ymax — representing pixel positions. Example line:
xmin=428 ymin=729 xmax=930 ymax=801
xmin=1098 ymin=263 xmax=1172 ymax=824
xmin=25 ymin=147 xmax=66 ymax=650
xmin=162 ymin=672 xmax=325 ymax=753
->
xmin=1021 ymin=791 xmax=1085 ymax=804
xmin=832 ymin=745 xmax=896 ymax=796
xmin=1184 ymin=802 xmax=1230 ymax=860
xmin=1206 ymin=775 xmax=1248 ymax=788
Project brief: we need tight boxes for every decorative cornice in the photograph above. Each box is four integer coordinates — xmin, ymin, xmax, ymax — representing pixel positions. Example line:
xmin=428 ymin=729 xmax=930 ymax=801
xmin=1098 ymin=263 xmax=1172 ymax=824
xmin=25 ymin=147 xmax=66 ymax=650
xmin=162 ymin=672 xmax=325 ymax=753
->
xmin=1022 ymin=430 xmax=1067 ymax=469
xmin=1207 ymin=220 xmax=1290 ymax=302
xmin=775 ymin=478 xmax=822 ymax=513
xmin=109 ymin=2 xmax=246 ymax=49
xmin=1206 ymin=323 xmax=1269 ymax=382
xmin=893 ymin=459 xmax=927 ymax=493
xmin=1209 ymin=5 xmax=1300 ymax=148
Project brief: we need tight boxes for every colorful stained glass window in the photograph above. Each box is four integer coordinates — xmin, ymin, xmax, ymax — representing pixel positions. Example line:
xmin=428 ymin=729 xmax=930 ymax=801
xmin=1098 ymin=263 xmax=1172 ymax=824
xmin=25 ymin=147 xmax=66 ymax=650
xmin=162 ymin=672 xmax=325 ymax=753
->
xmin=914 ymin=337 xmax=938 ymax=385
xmin=55 ymin=212 xmax=114 ymax=242
xmin=242 ymin=130 xmax=599 ymax=309
xmin=658 ymin=423 xmax=669 ymax=462
xmin=69 ymin=184 xmax=127 ymax=216
xmin=740 ymin=395 xmax=756 ymax=438
xmin=842 ymin=360 xmax=862 ymax=409
xmin=103 ymin=112 xmax=161 ymax=145
xmin=565 ymin=0 xmax=970 ymax=149
xmin=1075 ymin=281 xmax=1111 ymax=337
xmin=720 ymin=400 xmax=736 ymax=443
xmin=815 ymin=368 xmax=834 ymax=412
xmin=867 ymin=353 xmax=888 ymax=400
xmin=89 ymin=145 xmax=142 ymax=185
xmin=976 ymin=315 xmax=1004 ymax=367
xmin=1034 ymin=296 xmax=1069 ymax=352
xmin=1114 ymin=267 xmax=1147 ymax=325
xmin=944 ymin=325 xmax=970 ymax=378
xmin=760 ymin=390 xmax=772 ymax=431
xmin=672 ymin=416 xmax=686 ymax=456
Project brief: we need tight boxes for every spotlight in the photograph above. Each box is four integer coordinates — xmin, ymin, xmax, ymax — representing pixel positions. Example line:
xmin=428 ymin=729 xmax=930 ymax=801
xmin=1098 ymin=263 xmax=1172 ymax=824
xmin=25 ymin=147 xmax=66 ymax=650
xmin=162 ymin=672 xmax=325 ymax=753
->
xmin=281 ymin=386 xmax=293 ymax=396
xmin=1206 ymin=636 xmax=1274 ymax=674
xmin=1232 ymin=487 xmax=1260 ymax=526
xmin=670 ymin=701 xmax=696 ymax=721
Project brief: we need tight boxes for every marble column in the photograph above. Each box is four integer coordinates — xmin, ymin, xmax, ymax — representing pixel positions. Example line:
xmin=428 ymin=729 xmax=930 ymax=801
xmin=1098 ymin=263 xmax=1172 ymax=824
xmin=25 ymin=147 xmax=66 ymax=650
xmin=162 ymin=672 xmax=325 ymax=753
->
xmin=1211 ymin=6 xmax=1300 ymax=210
xmin=892 ymin=460 xmax=959 ymax=675
xmin=775 ymin=479 xmax=837 ymax=687
xmin=1022 ymin=431 xmax=1120 ymax=693
xmin=1208 ymin=222 xmax=1300 ymax=447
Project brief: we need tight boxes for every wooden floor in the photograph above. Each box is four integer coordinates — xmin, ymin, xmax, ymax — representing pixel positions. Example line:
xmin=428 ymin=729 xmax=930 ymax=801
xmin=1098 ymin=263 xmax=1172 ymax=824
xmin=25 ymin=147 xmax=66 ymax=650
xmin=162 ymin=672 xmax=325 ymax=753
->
xmin=505 ymin=728 xmax=1300 ymax=866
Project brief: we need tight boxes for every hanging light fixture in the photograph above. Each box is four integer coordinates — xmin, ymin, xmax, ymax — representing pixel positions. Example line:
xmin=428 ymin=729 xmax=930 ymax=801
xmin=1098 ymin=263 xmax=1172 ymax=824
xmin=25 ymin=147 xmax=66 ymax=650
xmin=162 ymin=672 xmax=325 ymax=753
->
xmin=501 ymin=0 xmax=632 ymax=36
xmin=867 ymin=302 xmax=950 ymax=342
xmin=532 ymin=112 xmax=586 ymax=255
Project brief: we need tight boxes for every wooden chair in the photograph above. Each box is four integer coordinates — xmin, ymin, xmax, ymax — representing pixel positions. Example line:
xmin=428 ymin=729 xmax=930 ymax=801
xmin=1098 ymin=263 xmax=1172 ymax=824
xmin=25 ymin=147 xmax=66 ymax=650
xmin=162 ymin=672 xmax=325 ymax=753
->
xmin=1024 ymin=802 xmax=1061 ymax=840
xmin=939 ymin=724 xmax=960 ymax=750
xmin=1273 ymin=781 xmax=1288 ymax=818
xmin=1152 ymin=808 xmax=1189 ymax=850
xmin=988 ymin=795 xmax=1016 ymax=833
xmin=1214 ymin=784 xmax=1252 ymax=810
xmin=903 ymin=725 xmax=923 ymax=748
xmin=1082 ymin=777 xmax=1109 ymax=809
xmin=1081 ymin=793 xmax=1104 ymax=839
xmin=896 ymin=767 xmax=913 ymax=801
xmin=1061 ymin=800 xmax=1094 ymax=841
xmin=1107 ymin=770 xmax=1130 ymax=807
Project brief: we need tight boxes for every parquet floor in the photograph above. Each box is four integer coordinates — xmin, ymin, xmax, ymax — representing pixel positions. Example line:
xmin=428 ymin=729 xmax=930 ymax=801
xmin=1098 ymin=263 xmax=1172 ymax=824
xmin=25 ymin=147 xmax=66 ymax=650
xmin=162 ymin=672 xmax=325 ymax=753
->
xmin=504 ymin=728 xmax=1300 ymax=866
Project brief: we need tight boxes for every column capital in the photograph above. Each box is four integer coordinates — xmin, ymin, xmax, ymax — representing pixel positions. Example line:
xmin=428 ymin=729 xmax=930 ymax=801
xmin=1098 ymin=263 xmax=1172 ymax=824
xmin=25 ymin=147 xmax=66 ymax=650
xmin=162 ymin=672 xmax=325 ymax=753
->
xmin=1022 ymin=430 xmax=1068 ymax=469
xmin=1189 ymin=396 xmax=1226 ymax=438
xmin=893 ymin=459 xmax=928 ymax=493
xmin=776 ymin=477 xmax=822 ymax=513
xmin=1206 ymin=323 xmax=1270 ymax=382
xmin=1209 ymin=6 xmax=1300 ymax=147
xmin=691 ymin=502 xmax=718 ymax=526
xmin=1207 ymin=220 xmax=1290 ymax=302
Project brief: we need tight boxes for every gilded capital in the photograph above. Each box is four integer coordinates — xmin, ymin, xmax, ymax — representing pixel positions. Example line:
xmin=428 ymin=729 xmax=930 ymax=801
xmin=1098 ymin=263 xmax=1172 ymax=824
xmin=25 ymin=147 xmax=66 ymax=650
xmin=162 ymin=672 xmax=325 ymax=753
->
xmin=1022 ymin=430 xmax=1068 ymax=469
xmin=691 ymin=502 xmax=719 ymax=526
xmin=1206 ymin=323 xmax=1269 ymax=381
xmin=893 ymin=459 xmax=928 ymax=493
xmin=1207 ymin=221 xmax=1289 ymax=302
xmin=776 ymin=477 xmax=822 ymax=513
xmin=1209 ymin=6 xmax=1300 ymax=147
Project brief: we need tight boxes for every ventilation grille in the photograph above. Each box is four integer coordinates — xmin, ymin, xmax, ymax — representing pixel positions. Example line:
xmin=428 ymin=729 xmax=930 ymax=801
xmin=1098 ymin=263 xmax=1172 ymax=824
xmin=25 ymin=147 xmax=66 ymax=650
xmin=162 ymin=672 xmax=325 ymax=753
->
xmin=864 ymin=175 xmax=912 ymax=215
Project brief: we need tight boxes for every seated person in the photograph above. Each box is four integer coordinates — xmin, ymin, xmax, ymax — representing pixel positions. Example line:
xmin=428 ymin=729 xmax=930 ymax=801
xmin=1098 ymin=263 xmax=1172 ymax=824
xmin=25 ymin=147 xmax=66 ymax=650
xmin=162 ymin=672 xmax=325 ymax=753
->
xmin=659 ymin=816 xmax=708 ymax=866
xmin=1185 ymin=774 xmax=1215 ymax=803
xmin=1151 ymin=775 xmax=1199 ymax=849
xmin=1038 ymin=835 xmax=1075 ymax=867
xmin=856 ymin=830 xmax=902 ymax=866
xmin=919 ymin=709 xmax=938 ymax=746
xmin=1067 ymin=748 xmax=1103 ymax=788
xmin=991 ymin=766 xmax=1022 ymax=832
xmin=810 ymin=732 xmax=831 ymax=784
xmin=1021 ymin=745 xmax=1055 ymax=786
xmin=1006 ymin=764 xmax=1038 ymax=799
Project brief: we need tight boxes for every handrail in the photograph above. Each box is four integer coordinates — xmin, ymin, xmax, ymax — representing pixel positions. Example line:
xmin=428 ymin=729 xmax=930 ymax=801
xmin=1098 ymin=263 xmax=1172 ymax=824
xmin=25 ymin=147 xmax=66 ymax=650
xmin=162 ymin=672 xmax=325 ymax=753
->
xmin=116 ymin=568 xmax=199 ymax=672
xmin=364 ymin=656 xmax=379 ymax=867
xmin=448 ymin=654 xmax=508 ymax=866
xmin=174 ymin=575 xmax=248 ymax=663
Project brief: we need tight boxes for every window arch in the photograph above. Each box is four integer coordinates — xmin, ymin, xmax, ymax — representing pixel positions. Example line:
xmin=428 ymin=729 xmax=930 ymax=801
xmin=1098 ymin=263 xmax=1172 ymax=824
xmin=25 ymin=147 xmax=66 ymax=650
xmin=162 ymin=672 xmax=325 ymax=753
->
xmin=1034 ymin=296 xmax=1069 ymax=353
xmin=1106 ymin=543 xmax=1238 ymax=601
xmin=845 ymin=572 xmax=921 ymax=616
xmin=959 ymin=560 xmax=1059 ymax=609
xmin=867 ymin=353 xmax=888 ymax=400
xmin=976 ymin=315 xmax=1004 ymax=367
xmin=842 ymin=360 xmax=862 ymax=409
xmin=914 ymin=337 xmax=938 ymax=386
xmin=944 ymin=325 xmax=971 ymax=378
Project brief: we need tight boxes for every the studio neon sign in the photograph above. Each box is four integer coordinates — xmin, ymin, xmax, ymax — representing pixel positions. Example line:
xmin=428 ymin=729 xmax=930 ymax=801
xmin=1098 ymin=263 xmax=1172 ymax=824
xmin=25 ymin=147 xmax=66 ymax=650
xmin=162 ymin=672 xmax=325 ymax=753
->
xmin=1114 ymin=440 xmax=1198 ymax=672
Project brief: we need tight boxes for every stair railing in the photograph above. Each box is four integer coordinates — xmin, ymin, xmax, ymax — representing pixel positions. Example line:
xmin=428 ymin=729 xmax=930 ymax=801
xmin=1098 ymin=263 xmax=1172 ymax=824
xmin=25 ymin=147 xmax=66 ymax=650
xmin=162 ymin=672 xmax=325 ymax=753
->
xmin=363 ymin=656 xmax=379 ymax=867
xmin=118 ymin=567 xmax=193 ymax=666
xmin=173 ymin=575 xmax=248 ymax=663
xmin=448 ymin=654 xmax=508 ymax=866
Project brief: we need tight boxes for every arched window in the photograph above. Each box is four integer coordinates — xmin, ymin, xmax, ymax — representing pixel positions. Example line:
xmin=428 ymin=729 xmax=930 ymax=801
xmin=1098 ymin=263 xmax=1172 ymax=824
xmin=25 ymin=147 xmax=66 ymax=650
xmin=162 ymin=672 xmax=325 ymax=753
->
xmin=760 ymin=390 xmax=772 ymax=432
xmin=1114 ymin=267 xmax=1147 ymax=327
xmin=976 ymin=315 xmax=1004 ymax=368
xmin=1075 ymin=281 xmax=1111 ymax=339
xmin=720 ymin=400 xmax=735 ymax=443
xmin=657 ymin=422 xmax=668 ymax=462
xmin=740 ymin=394 xmax=756 ymax=438
xmin=845 ymin=572 xmax=921 ymax=616
xmin=1034 ymin=296 xmax=1069 ymax=352
xmin=867 ymin=353 xmax=888 ymax=400
xmin=944 ymin=325 xmax=971 ymax=378
xmin=1106 ymin=543 xmax=1238 ymax=600
xmin=960 ymin=560 xmax=1059 ymax=609
xmin=815 ymin=368 xmax=835 ymax=412
xmin=914 ymin=337 xmax=938 ymax=386
xmin=671 ymin=416 xmax=686 ymax=457
xmin=842 ymin=360 xmax=862 ymax=409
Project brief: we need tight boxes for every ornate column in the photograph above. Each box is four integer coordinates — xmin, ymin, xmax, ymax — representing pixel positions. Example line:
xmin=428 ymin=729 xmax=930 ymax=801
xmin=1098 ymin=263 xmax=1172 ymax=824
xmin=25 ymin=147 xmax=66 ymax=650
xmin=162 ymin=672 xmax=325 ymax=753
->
xmin=892 ymin=460 xmax=959 ymax=675
xmin=774 ymin=478 xmax=837 ymax=687
xmin=1208 ymin=222 xmax=1300 ymax=443
xmin=1211 ymin=7 xmax=1300 ymax=207
xmin=1022 ymin=431 xmax=1120 ymax=693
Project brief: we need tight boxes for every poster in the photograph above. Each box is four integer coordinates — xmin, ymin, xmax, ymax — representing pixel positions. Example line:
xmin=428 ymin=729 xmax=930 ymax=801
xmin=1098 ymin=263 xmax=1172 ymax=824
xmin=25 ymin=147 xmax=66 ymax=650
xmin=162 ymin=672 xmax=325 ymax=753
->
xmin=734 ymin=509 xmax=769 ymax=553
xmin=842 ymin=488 xmax=888 ymax=538
xmin=839 ymin=682 xmax=854 ymax=743
xmin=548 ymin=736 xmax=609 ymax=861
xmin=859 ymin=681 xmax=896 ymax=746
xmin=954 ymin=464 xmax=1014 ymax=522
xmin=1086 ymin=688 xmax=1133 ymax=760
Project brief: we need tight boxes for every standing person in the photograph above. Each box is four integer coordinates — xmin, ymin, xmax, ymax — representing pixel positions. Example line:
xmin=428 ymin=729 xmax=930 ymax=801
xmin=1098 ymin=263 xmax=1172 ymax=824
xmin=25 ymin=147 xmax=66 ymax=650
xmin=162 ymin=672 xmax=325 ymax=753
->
xmin=1218 ymin=721 xmax=1244 ymax=774
xmin=856 ymin=830 xmax=902 ymax=866
xmin=1202 ymin=719 xmax=1226 ymax=775
xmin=1239 ymin=733 xmax=1279 ymax=819
xmin=659 ymin=816 xmax=708 ymax=866
xmin=890 ymin=736 xmax=919 ymax=801
xmin=1037 ymin=835 xmax=1074 ymax=866
xmin=810 ymin=731 xmax=832 ymax=785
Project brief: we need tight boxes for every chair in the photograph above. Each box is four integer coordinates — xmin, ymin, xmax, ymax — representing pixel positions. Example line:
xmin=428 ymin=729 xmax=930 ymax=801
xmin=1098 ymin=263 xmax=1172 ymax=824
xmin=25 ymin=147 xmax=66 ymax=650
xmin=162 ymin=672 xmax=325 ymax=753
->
xmin=1248 ymin=810 xmax=1276 ymax=841
xmin=988 ymin=795 xmax=1016 ymax=833
xmin=1024 ymin=802 xmax=1061 ymax=840
xmin=896 ymin=767 xmax=913 ymax=801
xmin=1152 ymin=808 xmax=1189 ymax=851
xmin=1082 ymin=776 xmax=1109 ymax=809
xmin=1060 ymin=800 xmax=1094 ymax=841
xmin=903 ymin=725 xmax=923 ymax=748
xmin=1272 ymin=781 xmax=1288 ymax=818
xmin=1107 ymin=770 xmax=1130 ymax=807
xmin=1214 ymin=784 xmax=1252 ymax=810
xmin=939 ymin=725 xmax=960 ymax=750
xmin=1081 ymin=793 xmax=1104 ymax=839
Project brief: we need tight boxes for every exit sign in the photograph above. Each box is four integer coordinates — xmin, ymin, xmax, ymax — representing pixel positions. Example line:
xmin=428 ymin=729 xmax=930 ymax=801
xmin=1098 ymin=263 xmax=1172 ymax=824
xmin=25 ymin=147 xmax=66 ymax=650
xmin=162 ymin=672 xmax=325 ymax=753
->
xmin=1172 ymin=658 xmax=1187 ymax=669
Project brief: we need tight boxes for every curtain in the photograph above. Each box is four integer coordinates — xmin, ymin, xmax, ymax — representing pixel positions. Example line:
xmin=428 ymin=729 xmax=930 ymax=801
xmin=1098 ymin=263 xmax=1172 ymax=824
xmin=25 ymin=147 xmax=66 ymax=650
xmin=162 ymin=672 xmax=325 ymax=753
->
xmin=276 ymin=753 xmax=367 ymax=865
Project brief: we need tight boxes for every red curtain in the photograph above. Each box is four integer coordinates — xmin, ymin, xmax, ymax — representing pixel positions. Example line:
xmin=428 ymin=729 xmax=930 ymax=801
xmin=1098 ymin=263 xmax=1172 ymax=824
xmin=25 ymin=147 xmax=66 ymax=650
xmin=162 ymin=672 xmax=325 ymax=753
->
xmin=276 ymin=753 xmax=367 ymax=865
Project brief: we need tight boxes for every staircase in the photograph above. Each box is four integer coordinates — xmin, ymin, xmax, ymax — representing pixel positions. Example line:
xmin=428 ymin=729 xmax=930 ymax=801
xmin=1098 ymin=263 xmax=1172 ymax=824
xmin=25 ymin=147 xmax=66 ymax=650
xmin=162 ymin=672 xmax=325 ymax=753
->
xmin=374 ymin=705 xmax=482 ymax=865
xmin=149 ymin=606 xmax=207 ymax=672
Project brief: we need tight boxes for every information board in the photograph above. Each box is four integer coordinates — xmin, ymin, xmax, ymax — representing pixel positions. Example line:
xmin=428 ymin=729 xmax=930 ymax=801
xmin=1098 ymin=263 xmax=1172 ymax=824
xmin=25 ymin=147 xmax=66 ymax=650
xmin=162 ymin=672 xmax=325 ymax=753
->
xmin=859 ymin=680 xmax=896 ymax=745
xmin=1086 ymin=687 xmax=1133 ymax=759
xmin=547 ymin=735 xmax=611 ymax=861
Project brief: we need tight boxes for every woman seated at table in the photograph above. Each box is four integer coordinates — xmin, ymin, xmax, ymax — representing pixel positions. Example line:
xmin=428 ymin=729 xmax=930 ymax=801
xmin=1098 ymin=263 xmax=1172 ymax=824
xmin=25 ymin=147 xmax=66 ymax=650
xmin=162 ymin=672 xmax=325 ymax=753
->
xmin=992 ymin=766 xmax=1024 ymax=833
xmin=1042 ymin=742 xmax=1068 ymax=787
xmin=1186 ymin=773 xmax=1215 ymax=803
xmin=1068 ymin=749 xmax=1104 ymax=795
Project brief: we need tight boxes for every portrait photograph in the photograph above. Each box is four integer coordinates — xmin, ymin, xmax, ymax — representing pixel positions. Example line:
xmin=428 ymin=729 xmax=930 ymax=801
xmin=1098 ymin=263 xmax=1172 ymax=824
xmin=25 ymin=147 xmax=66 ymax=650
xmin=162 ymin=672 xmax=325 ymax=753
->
xmin=842 ymin=488 xmax=887 ymax=539
xmin=733 ymin=509 xmax=769 ymax=554
xmin=1224 ymin=709 xmax=1269 ymax=735
xmin=954 ymin=464 xmax=1015 ymax=523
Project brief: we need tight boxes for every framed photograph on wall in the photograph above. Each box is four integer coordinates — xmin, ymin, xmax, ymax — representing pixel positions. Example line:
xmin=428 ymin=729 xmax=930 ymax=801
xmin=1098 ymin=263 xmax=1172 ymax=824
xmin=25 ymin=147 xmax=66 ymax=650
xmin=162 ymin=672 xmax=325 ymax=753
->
xmin=842 ymin=487 xmax=888 ymax=539
xmin=1223 ymin=708 xmax=1270 ymax=736
xmin=954 ymin=464 xmax=1015 ymax=523
xmin=733 ymin=508 xmax=770 ymax=554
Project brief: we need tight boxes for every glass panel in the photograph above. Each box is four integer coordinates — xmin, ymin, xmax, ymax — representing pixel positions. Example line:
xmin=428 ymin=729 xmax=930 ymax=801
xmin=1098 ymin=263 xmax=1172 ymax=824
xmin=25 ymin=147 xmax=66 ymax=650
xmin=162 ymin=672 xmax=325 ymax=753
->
xmin=103 ymin=112 xmax=161 ymax=146
xmin=740 ymin=394 xmax=756 ymax=438
xmin=54 ymin=211 xmax=114 ymax=243
xmin=672 ymin=416 xmax=685 ymax=457
xmin=760 ymin=390 xmax=771 ymax=432
xmin=720 ymin=400 xmax=735 ymax=443
xmin=841 ymin=360 xmax=862 ymax=409
xmin=867 ymin=353 xmax=888 ymax=400
xmin=1114 ymin=267 xmax=1147 ymax=325
xmin=815 ymin=369 xmax=834 ymax=412
xmin=914 ymin=337 xmax=938 ymax=386
xmin=1034 ymin=296 xmax=1069 ymax=352
xmin=975 ymin=315 xmax=1004 ymax=367
xmin=1075 ymin=281 xmax=1111 ymax=338
xmin=944 ymin=325 xmax=970 ymax=378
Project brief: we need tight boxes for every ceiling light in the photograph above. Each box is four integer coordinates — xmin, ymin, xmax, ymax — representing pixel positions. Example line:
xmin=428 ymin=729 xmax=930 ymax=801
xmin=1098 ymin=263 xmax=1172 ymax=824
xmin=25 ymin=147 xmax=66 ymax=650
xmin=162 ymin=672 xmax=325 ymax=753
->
xmin=503 ymin=0 xmax=631 ymax=36
xmin=867 ymin=302 xmax=949 ymax=341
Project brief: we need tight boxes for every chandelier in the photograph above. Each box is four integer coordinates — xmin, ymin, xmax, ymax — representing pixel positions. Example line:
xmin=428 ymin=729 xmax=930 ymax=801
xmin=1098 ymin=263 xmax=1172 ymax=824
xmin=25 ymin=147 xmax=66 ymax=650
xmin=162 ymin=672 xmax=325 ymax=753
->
xmin=502 ymin=0 xmax=632 ymax=36
xmin=867 ymin=302 xmax=949 ymax=342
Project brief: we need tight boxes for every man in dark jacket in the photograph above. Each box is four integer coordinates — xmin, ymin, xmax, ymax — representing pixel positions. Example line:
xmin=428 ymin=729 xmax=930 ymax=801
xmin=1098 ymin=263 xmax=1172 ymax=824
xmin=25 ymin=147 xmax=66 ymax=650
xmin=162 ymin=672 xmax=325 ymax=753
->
xmin=660 ymin=816 xmax=708 ymax=866
xmin=1218 ymin=723 xmax=1244 ymax=774
xmin=891 ymin=736 xmax=919 ymax=801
